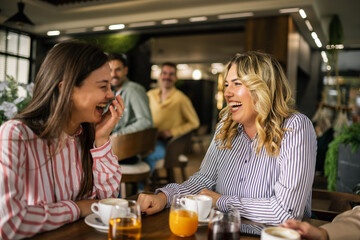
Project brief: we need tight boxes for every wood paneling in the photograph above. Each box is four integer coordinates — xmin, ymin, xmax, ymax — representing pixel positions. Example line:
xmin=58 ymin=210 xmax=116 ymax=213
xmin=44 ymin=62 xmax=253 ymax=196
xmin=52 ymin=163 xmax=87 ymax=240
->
xmin=245 ymin=15 xmax=290 ymax=66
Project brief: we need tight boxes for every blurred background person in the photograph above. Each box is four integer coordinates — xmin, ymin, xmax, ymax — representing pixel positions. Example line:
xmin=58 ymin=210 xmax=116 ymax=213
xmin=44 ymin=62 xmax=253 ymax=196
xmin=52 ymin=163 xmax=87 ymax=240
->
xmin=109 ymin=53 xmax=152 ymax=136
xmin=144 ymin=62 xmax=199 ymax=173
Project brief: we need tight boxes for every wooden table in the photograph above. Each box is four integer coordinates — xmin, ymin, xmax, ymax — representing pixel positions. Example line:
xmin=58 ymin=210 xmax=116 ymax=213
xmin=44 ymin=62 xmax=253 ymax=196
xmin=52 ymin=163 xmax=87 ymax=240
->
xmin=28 ymin=206 xmax=328 ymax=240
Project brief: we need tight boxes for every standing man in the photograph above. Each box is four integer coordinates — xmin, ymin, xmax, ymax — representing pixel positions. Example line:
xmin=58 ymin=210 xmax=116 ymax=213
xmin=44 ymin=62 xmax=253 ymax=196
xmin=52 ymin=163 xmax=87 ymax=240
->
xmin=145 ymin=62 xmax=200 ymax=173
xmin=109 ymin=53 xmax=152 ymax=136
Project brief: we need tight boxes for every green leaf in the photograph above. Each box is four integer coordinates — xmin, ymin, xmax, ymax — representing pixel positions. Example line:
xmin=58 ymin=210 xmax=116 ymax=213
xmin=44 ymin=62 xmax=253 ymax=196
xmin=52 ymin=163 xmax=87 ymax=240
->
xmin=324 ymin=123 xmax=360 ymax=191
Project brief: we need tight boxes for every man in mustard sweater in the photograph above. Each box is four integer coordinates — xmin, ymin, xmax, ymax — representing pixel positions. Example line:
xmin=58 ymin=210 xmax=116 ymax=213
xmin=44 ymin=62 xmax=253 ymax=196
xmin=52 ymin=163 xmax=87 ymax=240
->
xmin=145 ymin=62 xmax=199 ymax=174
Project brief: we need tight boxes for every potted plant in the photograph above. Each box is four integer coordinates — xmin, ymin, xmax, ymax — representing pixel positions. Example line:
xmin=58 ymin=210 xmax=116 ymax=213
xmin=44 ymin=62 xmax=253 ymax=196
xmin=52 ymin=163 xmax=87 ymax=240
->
xmin=325 ymin=123 xmax=360 ymax=191
xmin=0 ymin=75 xmax=32 ymax=125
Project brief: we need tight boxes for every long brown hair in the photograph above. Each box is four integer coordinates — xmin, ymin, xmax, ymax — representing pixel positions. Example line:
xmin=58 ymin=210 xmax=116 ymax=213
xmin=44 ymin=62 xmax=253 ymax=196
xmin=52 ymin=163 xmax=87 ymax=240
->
xmin=215 ymin=51 xmax=295 ymax=157
xmin=15 ymin=40 xmax=109 ymax=198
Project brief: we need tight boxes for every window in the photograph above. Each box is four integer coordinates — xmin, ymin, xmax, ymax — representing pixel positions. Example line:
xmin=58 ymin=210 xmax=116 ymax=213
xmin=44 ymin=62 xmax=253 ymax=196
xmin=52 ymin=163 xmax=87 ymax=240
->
xmin=0 ymin=29 xmax=32 ymax=84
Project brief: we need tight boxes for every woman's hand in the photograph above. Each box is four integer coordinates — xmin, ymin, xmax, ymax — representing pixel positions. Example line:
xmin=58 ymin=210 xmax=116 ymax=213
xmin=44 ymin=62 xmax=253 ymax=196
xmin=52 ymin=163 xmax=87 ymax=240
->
xmin=280 ymin=219 xmax=329 ymax=240
xmin=95 ymin=95 xmax=124 ymax=147
xmin=75 ymin=199 xmax=99 ymax=218
xmin=137 ymin=192 xmax=167 ymax=215
xmin=199 ymin=189 xmax=221 ymax=208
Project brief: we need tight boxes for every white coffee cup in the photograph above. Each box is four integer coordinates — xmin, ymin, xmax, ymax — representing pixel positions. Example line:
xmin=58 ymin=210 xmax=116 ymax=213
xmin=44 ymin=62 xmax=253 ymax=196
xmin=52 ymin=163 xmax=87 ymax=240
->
xmin=180 ymin=195 xmax=212 ymax=220
xmin=90 ymin=198 xmax=128 ymax=225
xmin=261 ymin=227 xmax=300 ymax=240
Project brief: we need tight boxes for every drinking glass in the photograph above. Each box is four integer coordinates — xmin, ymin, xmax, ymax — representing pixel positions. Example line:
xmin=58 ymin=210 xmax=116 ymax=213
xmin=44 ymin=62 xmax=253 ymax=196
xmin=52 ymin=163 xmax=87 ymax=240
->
xmin=108 ymin=200 xmax=141 ymax=240
xmin=169 ymin=194 xmax=199 ymax=237
xmin=207 ymin=207 xmax=241 ymax=240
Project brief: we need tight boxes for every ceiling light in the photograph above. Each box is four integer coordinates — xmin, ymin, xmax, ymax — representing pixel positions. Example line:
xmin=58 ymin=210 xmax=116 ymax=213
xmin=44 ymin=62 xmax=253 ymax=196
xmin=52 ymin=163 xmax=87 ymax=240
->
xmin=93 ymin=26 xmax=106 ymax=31
xmin=47 ymin=30 xmax=60 ymax=36
xmin=311 ymin=32 xmax=318 ymax=39
xmin=151 ymin=65 xmax=159 ymax=71
xmin=177 ymin=64 xmax=189 ymax=70
xmin=109 ymin=24 xmax=125 ymax=30
xmin=65 ymin=28 xmax=87 ymax=34
xmin=314 ymin=38 xmax=322 ymax=48
xmin=211 ymin=63 xmax=224 ymax=68
xmin=335 ymin=44 xmax=344 ymax=49
xmin=279 ymin=8 xmax=299 ymax=14
xmin=189 ymin=16 xmax=207 ymax=22
xmin=211 ymin=63 xmax=224 ymax=73
xmin=218 ymin=12 xmax=254 ymax=19
xmin=128 ymin=21 xmax=156 ymax=28
xmin=299 ymin=9 xmax=307 ymax=19
xmin=192 ymin=69 xmax=202 ymax=80
xmin=326 ymin=44 xmax=344 ymax=50
xmin=161 ymin=19 xmax=178 ymax=25
xmin=321 ymin=51 xmax=328 ymax=63
xmin=305 ymin=20 xmax=313 ymax=31
xmin=4 ymin=1 xmax=34 ymax=26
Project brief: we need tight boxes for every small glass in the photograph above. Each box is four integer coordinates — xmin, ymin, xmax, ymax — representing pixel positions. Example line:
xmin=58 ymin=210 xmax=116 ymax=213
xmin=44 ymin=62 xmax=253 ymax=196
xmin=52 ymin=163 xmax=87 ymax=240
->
xmin=108 ymin=200 xmax=141 ymax=240
xmin=207 ymin=207 xmax=241 ymax=240
xmin=169 ymin=194 xmax=199 ymax=237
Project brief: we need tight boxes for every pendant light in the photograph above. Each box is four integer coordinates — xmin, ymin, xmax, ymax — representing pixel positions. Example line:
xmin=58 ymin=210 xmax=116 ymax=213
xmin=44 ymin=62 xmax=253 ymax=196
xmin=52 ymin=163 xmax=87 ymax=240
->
xmin=4 ymin=1 xmax=34 ymax=26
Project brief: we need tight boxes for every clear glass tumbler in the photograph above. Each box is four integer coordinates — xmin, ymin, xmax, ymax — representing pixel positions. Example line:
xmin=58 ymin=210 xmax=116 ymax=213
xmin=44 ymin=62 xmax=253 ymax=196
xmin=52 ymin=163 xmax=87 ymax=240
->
xmin=169 ymin=194 xmax=199 ymax=237
xmin=207 ymin=207 xmax=241 ymax=240
xmin=108 ymin=200 xmax=141 ymax=240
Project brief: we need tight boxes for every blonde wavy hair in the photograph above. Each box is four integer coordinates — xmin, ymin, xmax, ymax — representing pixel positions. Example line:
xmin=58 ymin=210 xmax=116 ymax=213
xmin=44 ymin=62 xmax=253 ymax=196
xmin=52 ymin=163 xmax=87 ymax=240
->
xmin=215 ymin=51 xmax=296 ymax=157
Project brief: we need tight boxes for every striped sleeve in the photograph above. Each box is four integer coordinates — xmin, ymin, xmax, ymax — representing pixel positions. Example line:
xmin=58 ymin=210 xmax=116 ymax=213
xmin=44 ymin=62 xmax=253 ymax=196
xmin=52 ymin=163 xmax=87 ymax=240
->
xmin=90 ymin=140 xmax=122 ymax=199
xmin=156 ymin=134 xmax=219 ymax=206
xmin=217 ymin=115 xmax=316 ymax=224
xmin=0 ymin=121 xmax=79 ymax=239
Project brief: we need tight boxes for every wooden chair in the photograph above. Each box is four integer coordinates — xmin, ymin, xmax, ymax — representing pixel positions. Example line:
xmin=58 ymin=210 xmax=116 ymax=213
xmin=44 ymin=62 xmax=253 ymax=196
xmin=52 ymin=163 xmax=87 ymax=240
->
xmin=191 ymin=125 xmax=209 ymax=153
xmin=111 ymin=128 xmax=157 ymax=197
xmin=152 ymin=131 xmax=193 ymax=187
xmin=312 ymin=188 xmax=360 ymax=221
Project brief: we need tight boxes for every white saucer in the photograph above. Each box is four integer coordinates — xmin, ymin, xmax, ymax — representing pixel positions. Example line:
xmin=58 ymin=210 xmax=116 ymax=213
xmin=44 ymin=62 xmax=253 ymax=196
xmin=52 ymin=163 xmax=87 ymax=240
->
xmin=84 ymin=213 xmax=109 ymax=233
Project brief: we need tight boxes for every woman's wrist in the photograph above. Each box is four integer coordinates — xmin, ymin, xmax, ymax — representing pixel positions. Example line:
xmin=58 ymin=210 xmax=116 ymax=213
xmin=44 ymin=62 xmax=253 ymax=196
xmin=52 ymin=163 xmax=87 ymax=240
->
xmin=157 ymin=192 xmax=168 ymax=206
xmin=95 ymin=137 xmax=109 ymax=148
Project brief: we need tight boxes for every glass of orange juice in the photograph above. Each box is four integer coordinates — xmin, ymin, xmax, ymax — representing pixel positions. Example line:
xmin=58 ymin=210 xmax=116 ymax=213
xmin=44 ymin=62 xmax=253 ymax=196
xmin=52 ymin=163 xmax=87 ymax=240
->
xmin=169 ymin=194 xmax=198 ymax=237
xmin=108 ymin=200 xmax=141 ymax=240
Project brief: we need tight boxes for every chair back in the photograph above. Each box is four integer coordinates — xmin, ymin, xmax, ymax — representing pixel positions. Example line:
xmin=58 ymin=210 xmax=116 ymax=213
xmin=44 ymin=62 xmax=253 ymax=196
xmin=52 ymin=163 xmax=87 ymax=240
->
xmin=163 ymin=131 xmax=193 ymax=168
xmin=312 ymin=188 xmax=360 ymax=221
xmin=112 ymin=128 xmax=158 ymax=161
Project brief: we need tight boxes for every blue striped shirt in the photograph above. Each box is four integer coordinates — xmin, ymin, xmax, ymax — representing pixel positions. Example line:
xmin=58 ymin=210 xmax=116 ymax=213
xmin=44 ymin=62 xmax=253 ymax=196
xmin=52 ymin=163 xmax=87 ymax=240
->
xmin=157 ymin=113 xmax=317 ymax=225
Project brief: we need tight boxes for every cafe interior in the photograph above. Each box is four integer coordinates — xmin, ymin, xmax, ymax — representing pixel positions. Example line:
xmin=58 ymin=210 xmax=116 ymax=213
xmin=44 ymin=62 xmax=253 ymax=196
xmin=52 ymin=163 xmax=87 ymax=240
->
xmin=1 ymin=0 xmax=360 ymax=239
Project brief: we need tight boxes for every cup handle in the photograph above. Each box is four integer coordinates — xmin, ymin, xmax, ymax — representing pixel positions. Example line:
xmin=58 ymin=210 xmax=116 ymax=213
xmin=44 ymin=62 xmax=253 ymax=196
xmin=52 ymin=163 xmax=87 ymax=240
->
xmin=180 ymin=199 xmax=186 ymax=208
xmin=91 ymin=202 xmax=99 ymax=215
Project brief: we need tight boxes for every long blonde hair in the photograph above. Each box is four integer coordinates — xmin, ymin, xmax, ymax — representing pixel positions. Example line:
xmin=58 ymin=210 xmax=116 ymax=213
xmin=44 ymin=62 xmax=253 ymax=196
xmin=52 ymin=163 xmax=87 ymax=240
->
xmin=215 ymin=51 xmax=296 ymax=157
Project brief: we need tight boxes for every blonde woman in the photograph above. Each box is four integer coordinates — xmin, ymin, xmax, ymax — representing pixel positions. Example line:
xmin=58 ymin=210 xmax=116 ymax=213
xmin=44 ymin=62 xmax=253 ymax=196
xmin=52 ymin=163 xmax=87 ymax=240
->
xmin=137 ymin=51 xmax=316 ymax=225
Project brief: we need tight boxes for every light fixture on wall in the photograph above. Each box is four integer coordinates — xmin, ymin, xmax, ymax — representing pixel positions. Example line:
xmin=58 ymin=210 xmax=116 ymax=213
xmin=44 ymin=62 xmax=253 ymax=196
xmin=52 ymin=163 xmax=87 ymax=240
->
xmin=4 ymin=1 xmax=34 ymax=27
xmin=192 ymin=69 xmax=202 ymax=80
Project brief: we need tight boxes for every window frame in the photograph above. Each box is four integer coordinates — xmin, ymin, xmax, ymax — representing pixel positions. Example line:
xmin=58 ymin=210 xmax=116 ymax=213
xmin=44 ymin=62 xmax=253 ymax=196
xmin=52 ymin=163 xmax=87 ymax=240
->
xmin=0 ymin=27 xmax=34 ymax=84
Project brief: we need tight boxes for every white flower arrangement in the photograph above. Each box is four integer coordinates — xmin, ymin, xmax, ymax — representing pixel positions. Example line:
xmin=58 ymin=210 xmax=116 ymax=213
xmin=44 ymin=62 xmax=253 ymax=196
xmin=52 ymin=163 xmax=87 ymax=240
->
xmin=0 ymin=75 xmax=33 ymax=125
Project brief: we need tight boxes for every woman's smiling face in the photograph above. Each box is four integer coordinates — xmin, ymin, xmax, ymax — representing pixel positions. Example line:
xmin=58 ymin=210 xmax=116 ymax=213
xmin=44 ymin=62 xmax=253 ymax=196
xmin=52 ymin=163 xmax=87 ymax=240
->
xmin=224 ymin=64 xmax=258 ymax=128
xmin=70 ymin=63 xmax=114 ymax=127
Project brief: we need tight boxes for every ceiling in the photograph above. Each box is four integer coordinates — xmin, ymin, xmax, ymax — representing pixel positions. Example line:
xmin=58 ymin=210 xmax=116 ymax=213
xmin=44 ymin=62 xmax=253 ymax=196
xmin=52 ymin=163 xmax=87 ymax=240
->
xmin=0 ymin=0 xmax=359 ymax=77
xmin=0 ymin=0 xmax=359 ymax=49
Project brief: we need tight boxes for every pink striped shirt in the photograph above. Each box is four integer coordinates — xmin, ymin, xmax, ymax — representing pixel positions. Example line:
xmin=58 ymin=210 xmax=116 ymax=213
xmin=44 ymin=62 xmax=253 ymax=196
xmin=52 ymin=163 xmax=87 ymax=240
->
xmin=0 ymin=120 xmax=122 ymax=239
